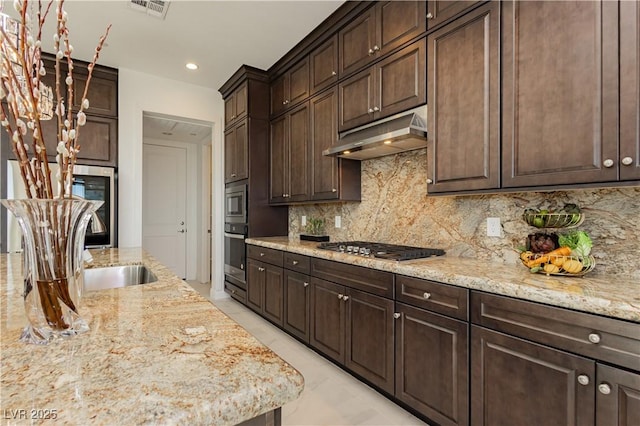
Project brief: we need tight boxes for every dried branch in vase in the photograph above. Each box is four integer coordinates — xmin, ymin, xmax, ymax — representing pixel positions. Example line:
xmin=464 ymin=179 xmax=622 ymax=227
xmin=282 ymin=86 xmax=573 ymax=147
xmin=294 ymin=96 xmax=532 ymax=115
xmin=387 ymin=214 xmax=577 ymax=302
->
xmin=0 ymin=0 xmax=110 ymax=199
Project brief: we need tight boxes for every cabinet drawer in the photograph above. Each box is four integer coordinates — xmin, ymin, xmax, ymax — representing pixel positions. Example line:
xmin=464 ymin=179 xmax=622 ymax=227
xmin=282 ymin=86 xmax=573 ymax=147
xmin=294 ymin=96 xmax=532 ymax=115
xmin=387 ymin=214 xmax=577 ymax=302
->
xmin=310 ymin=258 xmax=393 ymax=298
xmin=225 ymin=280 xmax=246 ymax=304
xmin=284 ymin=252 xmax=310 ymax=274
xmin=471 ymin=291 xmax=640 ymax=371
xmin=247 ymin=245 xmax=283 ymax=267
xmin=396 ymin=275 xmax=468 ymax=321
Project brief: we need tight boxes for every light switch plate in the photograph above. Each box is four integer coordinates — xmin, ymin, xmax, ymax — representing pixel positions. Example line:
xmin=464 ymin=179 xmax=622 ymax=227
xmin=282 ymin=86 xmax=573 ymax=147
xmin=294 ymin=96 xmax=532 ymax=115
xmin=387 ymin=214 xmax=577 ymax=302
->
xmin=301 ymin=216 xmax=307 ymax=227
xmin=487 ymin=217 xmax=501 ymax=237
xmin=335 ymin=215 xmax=341 ymax=229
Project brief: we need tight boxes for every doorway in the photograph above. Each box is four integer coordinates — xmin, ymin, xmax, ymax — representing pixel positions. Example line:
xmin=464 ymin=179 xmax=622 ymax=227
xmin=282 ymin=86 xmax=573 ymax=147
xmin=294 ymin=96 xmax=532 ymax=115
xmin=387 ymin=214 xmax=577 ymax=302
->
xmin=142 ymin=112 xmax=212 ymax=281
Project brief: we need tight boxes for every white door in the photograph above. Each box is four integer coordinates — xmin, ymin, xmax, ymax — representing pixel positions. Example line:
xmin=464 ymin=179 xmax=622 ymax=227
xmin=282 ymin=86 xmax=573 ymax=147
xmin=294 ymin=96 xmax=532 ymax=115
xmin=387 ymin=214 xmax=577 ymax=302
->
xmin=142 ymin=144 xmax=187 ymax=278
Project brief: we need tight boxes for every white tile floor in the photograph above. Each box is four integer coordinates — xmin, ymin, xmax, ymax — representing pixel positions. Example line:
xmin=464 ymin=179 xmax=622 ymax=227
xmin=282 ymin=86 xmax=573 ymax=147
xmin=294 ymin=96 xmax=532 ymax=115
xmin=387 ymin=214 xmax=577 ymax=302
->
xmin=185 ymin=281 xmax=428 ymax=426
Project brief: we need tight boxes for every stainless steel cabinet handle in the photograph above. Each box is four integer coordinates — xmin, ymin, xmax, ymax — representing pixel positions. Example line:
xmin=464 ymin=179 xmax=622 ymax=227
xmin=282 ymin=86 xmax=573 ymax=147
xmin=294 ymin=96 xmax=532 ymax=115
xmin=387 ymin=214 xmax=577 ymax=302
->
xmin=292 ymin=260 xmax=299 ymax=265
xmin=282 ymin=100 xmax=287 ymax=105
xmin=427 ymin=178 xmax=433 ymax=184
xmin=231 ymin=173 xmax=237 ymax=177
xmin=598 ymin=383 xmax=611 ymax=395
xmin=368 ymin=48 xmax=374 ymax=55
xmin=224 ymin=232 xmax=245 ymax=240
xmin=373 ymin=45 xmax=380 ymax=52
xmin=426 ymin=12 xmax=433 ymax=19
xmin=303 ymin=282 xmax=309 ymax=287
xmin=393 ymin=313 xmax=401 ymax=319
xmin=331 ymin=188 xmax=337 ymax=193
xmin=368 ymin=108 xmax=374 ymax=113
xmin=373 ymin=106 xmax=380 ymax=112
xmin=258 ymin=267 xmax=265 ymax=272
xmin=577 ymin=375 xmax=590 ymax=386
xmin=622 ymin=156 xmax=633 ymax=166
xmin=588 ymin=333 xmax=601 ymax=344
xmin=342 ymin=295 xmax=349 ymax=301
xmin=423 ymin=292 xmax=431 ymax=299
xmin=260 ymin=252 xmax=265 ymax=257
xmin=338 ymin=294 xmax=344 ymax=300
xmin=331 ymin=71 xmax=337 ymax=76
xmin=603 ymin=159 xmax=614 ymax=168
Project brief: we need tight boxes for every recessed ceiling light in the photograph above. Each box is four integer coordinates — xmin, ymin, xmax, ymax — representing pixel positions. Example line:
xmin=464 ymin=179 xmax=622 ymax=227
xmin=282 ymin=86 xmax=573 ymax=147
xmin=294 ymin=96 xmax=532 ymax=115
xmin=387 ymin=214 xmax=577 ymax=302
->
xmin=186 ymin=63 xmax=198 ymax=70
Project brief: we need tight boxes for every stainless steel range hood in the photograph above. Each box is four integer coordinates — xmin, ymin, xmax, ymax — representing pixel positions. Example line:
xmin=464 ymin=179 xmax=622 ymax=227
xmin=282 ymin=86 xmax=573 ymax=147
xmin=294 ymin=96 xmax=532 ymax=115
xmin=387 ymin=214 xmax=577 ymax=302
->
xmin=323 ymin=105 xmax=427 ymax=160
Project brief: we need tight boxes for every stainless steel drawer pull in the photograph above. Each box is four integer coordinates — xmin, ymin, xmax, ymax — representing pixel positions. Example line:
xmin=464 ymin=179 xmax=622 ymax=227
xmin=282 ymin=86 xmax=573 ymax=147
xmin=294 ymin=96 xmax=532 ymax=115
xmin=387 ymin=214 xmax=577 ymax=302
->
xmin=342 ymin=295 xmax=349 ymax=301
xmin=338 ymin=294 xmax=344 ymax=300
xmin=292 ymin=260 xmax=299 ymax=265
xmin=588 ymin=333 xmax=601 ymax=344
xmin=393 ymin=313 xmax=401 ymax=319
xmin=260 ymin=252 xmax=265 ymax=257
xmin=622 ymin=156 xmax=633 ymax=166
xmin=303 ymin=282 xmax=309 ymax=287
xmin=598 ymin=383 xmax=611 ymax=395
xmin=423 ymin=292 xmax=431 ymax=299
xmin=577 ymin=375 xmax=590 ymax=386
xmin=258 ymin=267 xmax=265 ymax=272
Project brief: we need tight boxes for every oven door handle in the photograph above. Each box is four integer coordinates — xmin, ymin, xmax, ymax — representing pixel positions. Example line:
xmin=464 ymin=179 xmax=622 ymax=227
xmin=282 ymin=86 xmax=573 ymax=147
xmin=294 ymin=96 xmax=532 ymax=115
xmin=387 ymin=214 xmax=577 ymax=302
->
xmin=224 ymin=232 xmax=246 ymax=240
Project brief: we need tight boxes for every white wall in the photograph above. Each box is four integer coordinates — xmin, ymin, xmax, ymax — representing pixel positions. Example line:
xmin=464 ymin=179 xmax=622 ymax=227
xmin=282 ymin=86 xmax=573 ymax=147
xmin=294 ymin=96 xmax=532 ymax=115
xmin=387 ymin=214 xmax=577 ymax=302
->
xmin=118 ymin=68 xmax=226 ymax=297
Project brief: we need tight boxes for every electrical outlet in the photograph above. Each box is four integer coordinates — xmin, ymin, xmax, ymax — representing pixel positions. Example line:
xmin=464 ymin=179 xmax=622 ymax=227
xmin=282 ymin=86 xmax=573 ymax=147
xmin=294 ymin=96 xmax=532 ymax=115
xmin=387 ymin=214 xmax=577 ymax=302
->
xmin=335 ymin=215 xmax=341 ymax=229
xmin=301 ymin=216 xmax=307 ymax=227
xmin=487 ymin=217 xmax=501 ymax=237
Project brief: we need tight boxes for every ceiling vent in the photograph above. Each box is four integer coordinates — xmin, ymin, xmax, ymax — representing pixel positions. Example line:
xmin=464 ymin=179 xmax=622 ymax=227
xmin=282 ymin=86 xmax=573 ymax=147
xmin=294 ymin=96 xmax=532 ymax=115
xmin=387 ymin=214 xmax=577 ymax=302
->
xmin=130 ymin=0 xmax=170 ymax=20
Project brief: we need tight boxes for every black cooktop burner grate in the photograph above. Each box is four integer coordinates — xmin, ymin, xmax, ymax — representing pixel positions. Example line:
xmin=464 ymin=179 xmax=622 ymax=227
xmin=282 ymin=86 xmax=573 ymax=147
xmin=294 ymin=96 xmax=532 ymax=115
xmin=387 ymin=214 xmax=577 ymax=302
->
xmin=317 ymin=241 xmax=445 ymax=261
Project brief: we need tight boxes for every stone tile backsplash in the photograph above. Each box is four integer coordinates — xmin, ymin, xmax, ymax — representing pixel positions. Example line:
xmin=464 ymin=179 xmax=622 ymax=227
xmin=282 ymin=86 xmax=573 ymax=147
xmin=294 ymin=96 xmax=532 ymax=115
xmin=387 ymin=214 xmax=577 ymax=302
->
xmin=289 ymin=149 xmax=640 ymax=278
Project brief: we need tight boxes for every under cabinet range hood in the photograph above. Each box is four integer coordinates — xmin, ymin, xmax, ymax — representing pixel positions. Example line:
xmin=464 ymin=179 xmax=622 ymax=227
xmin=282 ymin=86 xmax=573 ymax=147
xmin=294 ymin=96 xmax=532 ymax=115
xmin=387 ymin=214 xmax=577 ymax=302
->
xmin=324 ymin=105 xmax=428 ymax=160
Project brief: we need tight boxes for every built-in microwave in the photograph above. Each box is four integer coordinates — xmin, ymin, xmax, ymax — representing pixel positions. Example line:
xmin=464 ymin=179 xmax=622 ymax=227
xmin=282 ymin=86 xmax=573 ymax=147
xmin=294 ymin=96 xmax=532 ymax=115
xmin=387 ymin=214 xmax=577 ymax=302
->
xmin=225 ymin=182 xmax=247 ymax=224
xmin=5 ymin=160 xmax=116 ymax=251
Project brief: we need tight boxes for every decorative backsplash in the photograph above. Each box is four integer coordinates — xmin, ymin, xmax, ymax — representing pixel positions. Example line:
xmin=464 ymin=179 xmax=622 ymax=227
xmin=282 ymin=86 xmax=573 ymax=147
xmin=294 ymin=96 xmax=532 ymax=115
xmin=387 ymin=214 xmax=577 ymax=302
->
xmin=289 ymin=149 xmax=640 ymax=278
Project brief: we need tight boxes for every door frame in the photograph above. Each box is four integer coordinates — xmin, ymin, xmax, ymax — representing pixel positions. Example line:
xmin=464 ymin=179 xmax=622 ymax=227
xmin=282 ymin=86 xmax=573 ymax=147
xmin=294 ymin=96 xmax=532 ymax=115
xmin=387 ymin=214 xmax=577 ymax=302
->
xmin=142 ymin=138 xmax=208 ymax=281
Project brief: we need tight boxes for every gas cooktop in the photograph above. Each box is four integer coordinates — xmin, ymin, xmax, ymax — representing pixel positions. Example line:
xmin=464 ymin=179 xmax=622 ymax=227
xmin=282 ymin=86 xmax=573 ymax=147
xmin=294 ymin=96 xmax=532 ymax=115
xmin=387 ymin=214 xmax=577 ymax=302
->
xmin=317 ymin=241 xmax=445 ymax=261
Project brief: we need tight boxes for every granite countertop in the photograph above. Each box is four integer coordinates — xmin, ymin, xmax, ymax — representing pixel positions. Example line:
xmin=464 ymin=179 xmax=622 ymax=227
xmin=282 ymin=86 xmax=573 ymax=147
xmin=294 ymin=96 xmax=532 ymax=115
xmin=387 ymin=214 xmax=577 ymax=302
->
xmin=246 ymin=237 xmax=640 ymax=323
xmin=0 ymin=248 xmax=304 ymax=425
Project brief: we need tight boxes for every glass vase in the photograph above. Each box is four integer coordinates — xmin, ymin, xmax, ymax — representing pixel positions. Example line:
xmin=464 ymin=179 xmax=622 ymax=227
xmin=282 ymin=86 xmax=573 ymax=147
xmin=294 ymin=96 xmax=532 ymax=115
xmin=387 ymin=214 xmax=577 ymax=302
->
xmin=1 ymin=198 xmax=103 ymax=344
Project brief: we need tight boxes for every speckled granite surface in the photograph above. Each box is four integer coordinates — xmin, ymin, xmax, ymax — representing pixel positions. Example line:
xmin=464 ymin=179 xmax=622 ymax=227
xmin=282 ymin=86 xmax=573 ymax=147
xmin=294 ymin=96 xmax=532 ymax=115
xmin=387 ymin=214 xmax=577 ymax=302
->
xmin=246 ymin=237 xmax=640 ymax=323
xmin=0 ymin=248 xmax=304 ymax=425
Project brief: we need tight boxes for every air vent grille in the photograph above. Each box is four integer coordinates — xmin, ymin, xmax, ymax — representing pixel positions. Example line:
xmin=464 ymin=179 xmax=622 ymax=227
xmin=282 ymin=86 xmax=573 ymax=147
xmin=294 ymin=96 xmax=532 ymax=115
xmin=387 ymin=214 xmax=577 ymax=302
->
xmin=129 ymin=0 xmax=170 ymax=19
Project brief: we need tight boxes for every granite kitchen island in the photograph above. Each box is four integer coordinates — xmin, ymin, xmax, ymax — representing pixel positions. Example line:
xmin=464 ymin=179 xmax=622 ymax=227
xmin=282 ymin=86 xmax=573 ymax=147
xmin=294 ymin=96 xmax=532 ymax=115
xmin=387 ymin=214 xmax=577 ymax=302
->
xmin=0 ymin=248 xmax=303 ymax=425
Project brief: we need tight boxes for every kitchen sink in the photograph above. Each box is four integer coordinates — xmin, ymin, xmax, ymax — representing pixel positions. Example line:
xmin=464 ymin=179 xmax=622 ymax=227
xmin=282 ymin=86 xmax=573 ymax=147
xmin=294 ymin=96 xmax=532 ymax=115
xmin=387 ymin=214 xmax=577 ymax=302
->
xmin=84 ymin=265 xmax=158 ymax=291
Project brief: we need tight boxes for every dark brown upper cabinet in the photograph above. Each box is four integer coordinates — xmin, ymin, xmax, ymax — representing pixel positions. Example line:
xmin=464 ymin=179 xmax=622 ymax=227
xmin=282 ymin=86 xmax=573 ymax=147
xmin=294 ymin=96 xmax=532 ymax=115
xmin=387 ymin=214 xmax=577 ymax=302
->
xmin=502 ymin=0 xmax=620 ymax=188
xmin=269 ymin=102 xmax=310 ymax=204
xmin=339 ymin=1 xmax=426 ymax=77
xmin=310 ymin=87 xmax=361 ymax=202
xmin=620 ymin=0 xmax=640 ymax=181
xmin=224 ymin=81 xmax=247 ymax=129
xmin=310 ymin=35 xmax=339 ymax=95
xmin=270 ymin=58 xmax=310 ymax=117
xmin=224 ymin=120 xmax=248 ymax=183
xmin=426 ymin=1 xmax=483 ymax=30
xmin=339 ymin=38 xmax=426 ymax=132
xmin=426 ymin=2 xmax=499 ymax=193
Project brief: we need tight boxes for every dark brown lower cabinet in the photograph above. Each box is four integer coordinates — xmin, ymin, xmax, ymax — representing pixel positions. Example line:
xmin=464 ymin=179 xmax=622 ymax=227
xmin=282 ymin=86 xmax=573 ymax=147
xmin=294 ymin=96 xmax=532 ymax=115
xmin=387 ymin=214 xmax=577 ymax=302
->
xmin=246 ymin=258 xmax=284 ymax=326
xmin=471 ymin=325 xmax=596 ymax=426
xmin=345 ymin=288 xmax=394 ymax=394
xmin=395 ymin=302 xmax=468 ymax=426
xmin=596 ymin=364 xmax=640 ymax=425
xmin=283 ymin=270 xmax=310 ymax=343
xmin=309 ymin=277 xmax=395 ymax=394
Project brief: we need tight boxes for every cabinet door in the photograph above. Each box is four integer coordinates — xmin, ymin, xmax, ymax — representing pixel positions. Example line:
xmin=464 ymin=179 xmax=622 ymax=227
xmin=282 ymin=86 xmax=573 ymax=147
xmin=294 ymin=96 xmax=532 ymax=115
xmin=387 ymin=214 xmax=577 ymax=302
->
xmin=620 ymin=0 xmax=640 ymax=181
xmin=246 ymin=259 xmax=264 ymax=313
xmin=310 ymin=35 xmax=338 ymax=95
xmin=234 ymin=82 xmax=248 ymax=123
xmin=339 ymin=6 xmax=376 ymax=77
xmin=288 ymin=58 xmax=310 ymax=107
xmin=471 ymin=326 xmax=595 ymax=426
xmin=502 ymin=0 xmax=619 ymax=187
xmin=270 ymin=74 xmax=287 ymax=117
xmin=76 ymin=115 xmax=117 ymax=166
xmin=345 ymin=288 xmax=395 ymax=394
xmin=377 ymin=1 xmax=426 ymax=56
xmin=263 ymin=264 xmax=284 ymax=326
xmin=396 ymin=303 xmax=468 ymax=426
xmin=269 ymin=115 xmax=288 ymax=203
xmin=426 ymin=1 xmax=482 ymax=30
xmin=224 ymin=127 xmax=235 ymax=182
xmin=310 ymin=87 xmax=339 ymax=200
xmin=74 ymin=76 xmax=117 ymax=117
xmin=224 ymin=96 xmax=235 ymax=128
xmin=233 ymin=120 xmax=248 ymax=181
xmin=339 ymin=67 xmax=375 ymax=131
xmin=283 ymin=270 xmax=310 ymax=343
xmin=309 ymin=277 xmax=345 ymax=364
xmin=376 ymin=38 xmax=426 ymax=120
xmin=288 ymin=103 xmax=310 ymax=202
xmin=427 ymin=2 xmax=499 ymax=193
xmin=596 ymin=364 xmax=640 ymax=426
